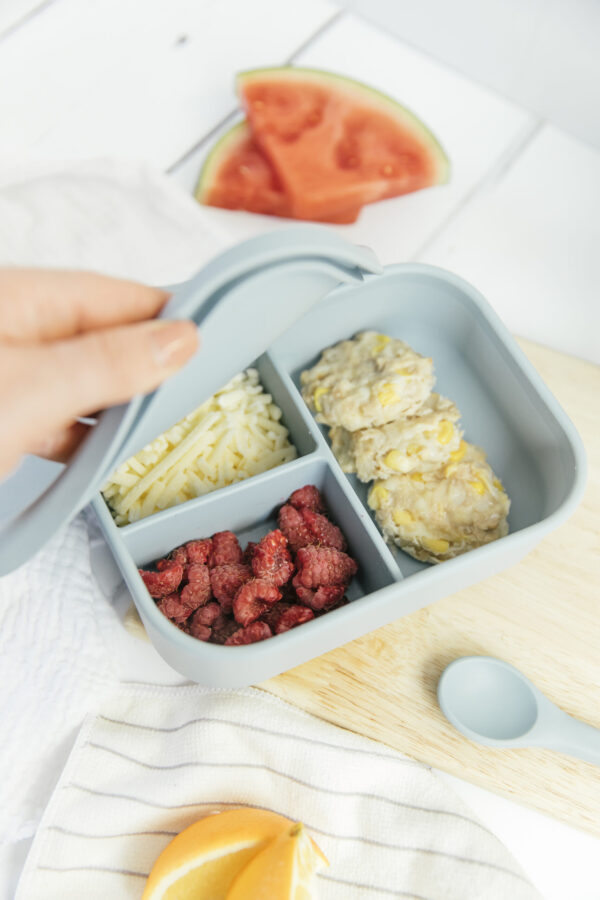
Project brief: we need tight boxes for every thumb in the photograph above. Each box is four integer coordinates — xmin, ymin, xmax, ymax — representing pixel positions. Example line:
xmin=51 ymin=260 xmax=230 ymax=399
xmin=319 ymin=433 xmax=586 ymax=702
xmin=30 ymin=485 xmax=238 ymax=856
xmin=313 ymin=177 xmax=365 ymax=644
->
xmin=17 ymin=318 xmax=199 ymax=443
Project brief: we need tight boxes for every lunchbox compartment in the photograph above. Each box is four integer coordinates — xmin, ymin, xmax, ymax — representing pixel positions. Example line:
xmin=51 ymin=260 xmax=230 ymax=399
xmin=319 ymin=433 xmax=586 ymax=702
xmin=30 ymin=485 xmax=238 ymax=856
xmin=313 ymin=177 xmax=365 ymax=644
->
xmin=98 ymin=351 xmax=318 ymax=529
xmin=269 ymin=264 xmax=582 ymax=579
xmin=92 ymin=455 xmax=402 ymax=684
xmin=120 ymin=456 xmax=399 ymax=594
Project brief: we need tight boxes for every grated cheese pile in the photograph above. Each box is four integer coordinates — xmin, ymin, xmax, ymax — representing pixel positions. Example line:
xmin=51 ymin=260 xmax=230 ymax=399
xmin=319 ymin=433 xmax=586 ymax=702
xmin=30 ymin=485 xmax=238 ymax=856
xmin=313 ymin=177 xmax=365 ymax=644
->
xmin=102 ymin=369 xmax=297 ymax=525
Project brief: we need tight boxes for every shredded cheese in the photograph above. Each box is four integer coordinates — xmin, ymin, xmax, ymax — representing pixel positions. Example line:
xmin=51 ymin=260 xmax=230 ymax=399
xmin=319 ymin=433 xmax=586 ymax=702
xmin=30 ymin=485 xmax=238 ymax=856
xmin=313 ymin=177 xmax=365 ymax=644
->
xmin=102 ymin=369 xmax=297 ymax=525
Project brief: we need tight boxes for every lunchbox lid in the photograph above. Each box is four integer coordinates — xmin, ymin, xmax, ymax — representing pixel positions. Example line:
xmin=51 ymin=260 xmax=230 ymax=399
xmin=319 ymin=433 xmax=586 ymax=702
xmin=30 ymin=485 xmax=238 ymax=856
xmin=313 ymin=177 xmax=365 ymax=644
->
xmin=0 ymin=226 xmax=381 ymax=575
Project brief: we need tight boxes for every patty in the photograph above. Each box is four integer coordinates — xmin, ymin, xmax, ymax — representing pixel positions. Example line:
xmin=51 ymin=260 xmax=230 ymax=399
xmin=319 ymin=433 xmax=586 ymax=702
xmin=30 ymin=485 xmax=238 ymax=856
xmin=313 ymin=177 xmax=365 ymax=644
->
xmin=301 ymin=331 xmax=434 ymax=431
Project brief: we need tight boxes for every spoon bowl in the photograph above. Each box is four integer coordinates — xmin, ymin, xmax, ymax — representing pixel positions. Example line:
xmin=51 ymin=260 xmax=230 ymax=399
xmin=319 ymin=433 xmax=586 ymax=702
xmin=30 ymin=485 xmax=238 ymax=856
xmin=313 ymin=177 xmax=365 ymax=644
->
xmin=437 ymin=655 xmax=600 ymax=765
xmin=438 ymin=656 xmax=539 ymax=743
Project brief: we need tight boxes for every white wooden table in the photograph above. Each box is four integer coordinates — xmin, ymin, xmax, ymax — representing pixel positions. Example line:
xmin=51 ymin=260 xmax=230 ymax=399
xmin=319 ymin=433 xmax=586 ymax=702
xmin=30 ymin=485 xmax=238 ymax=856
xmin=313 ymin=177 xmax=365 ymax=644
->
xmin=1 ymin=1 xmax=599 ymax=898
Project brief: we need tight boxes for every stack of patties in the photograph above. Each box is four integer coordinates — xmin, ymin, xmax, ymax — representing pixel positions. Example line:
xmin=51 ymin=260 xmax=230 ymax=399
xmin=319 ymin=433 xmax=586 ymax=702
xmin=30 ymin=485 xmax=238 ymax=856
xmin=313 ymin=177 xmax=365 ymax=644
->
xmin=301 ymin=331 xmax=510 ymax=564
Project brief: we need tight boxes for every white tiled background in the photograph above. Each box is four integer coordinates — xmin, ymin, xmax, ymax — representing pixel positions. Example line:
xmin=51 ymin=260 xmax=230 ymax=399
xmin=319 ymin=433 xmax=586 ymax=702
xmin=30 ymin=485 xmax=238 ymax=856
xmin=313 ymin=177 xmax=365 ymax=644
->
xmin=346 ymin=0 xmax=600 ymax=152
xmin=1 ymin=0 xmax=599 ymax=898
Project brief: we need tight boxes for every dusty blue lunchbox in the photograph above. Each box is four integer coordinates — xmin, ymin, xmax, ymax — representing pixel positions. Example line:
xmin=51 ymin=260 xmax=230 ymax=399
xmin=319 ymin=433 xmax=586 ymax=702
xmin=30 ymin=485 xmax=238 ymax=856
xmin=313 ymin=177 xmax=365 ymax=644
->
xmin=0 ymin=226 xmax=586 ymax=686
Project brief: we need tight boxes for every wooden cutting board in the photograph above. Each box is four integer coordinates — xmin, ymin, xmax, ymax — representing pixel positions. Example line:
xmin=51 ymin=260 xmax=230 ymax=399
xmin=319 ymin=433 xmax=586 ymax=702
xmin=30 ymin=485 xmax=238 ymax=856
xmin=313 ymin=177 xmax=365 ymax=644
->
xmin=263 ymin=338 xmax=600 ymax=836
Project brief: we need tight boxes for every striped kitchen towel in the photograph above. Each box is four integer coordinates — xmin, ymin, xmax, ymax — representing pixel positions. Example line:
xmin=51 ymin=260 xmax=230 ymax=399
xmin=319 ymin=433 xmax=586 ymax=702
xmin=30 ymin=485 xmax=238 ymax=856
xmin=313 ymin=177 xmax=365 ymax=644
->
xmin=16 ymin=683 xmax=542 ymax=900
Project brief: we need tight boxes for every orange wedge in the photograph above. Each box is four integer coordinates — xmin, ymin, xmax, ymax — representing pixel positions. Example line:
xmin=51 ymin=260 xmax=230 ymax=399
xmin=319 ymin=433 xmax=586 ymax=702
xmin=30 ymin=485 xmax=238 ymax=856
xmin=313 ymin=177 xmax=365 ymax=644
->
xmin=142 ymin=808 xmax=294 ymax=900
xmin=226 ymin=821 xmax=329 ymax=900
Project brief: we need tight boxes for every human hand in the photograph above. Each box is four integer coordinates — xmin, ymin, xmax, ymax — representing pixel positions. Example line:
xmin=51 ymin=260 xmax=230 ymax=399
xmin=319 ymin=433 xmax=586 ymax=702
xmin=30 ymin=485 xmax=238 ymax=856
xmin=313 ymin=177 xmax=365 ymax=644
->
xmin=0 ymin=268 xmax=198 ymax=478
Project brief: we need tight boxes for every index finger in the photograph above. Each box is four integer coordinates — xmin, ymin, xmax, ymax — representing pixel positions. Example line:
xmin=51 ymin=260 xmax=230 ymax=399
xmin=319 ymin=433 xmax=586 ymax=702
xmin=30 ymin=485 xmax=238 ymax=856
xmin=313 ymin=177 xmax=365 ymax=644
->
xmin=0 ymin=268 xmax=170 ymax=342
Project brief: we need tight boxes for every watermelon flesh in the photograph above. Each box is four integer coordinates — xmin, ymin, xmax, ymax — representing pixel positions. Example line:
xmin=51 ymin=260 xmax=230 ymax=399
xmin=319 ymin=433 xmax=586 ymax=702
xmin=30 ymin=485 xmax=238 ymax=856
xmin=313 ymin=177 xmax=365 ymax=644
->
xmin=237 ymin=67 xmax=449 ymax=221
xmin=196 ymin=121 xmax=360 ymax=224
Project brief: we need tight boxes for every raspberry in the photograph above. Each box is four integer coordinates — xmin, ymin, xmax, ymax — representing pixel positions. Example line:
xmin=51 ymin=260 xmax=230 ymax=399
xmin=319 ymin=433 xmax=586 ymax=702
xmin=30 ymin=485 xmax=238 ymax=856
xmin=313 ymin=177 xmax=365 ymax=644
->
xmin=260 ymin=601 xmax=293 ymax=632
xmin=275 ymin=605 xmax=315 ymax=634
xmin=139 ymin=564 xmax=183 ymax=598
xmin=233 ymin=579 xmax=281 ymax=626
xmin=312 ymin=584 xmax=347 ymax=610
xmin=209 ymin=531 xmax=243 ymax=567
xmin=292 ymin=575 xmax=315 ymax=605
xmin=292 ymin=574 xmax=348 ymax=610
xmin=243 ymin=541 xmax=257 ymax=566
xmin=315 ymin=593 xmax=349 ymax=615
xmin=295 ymin=546 xmax=357 ymax=588
xmin=190 ymin=601 xmax=222 ymax=627
xmin=189 ymin=622 xmax=212 ymax=641
xmin=279 ymin=581 xmax=298 ymax=604
xmin=278 ymin=504 xmax=313 ymax=552
xmin=225 ymin=621 xmax=272 ymax=645
xmin=301 ymin=508 xmax=347 ymax=551
xmin=251 ymin=530 xmax=294 ymax=586
xmin=157 ymin=592 xmax=190 ymax=623
xmin=180 ymin=568 xmax=211 ymax=611
xmin=210 ymin=617 xmax=241 ymax=645
xmin=210 ymin=564 xmax=252 ymax=613
xmin=156 ymin=546 xmax=187 ymax=569
xmin=289 ymin=485 xmax=325 ymax=513
xmin=185 ymin=563 xmax=210 ymax=583
xmin=186 ymin=539 xmax=212 ymax=564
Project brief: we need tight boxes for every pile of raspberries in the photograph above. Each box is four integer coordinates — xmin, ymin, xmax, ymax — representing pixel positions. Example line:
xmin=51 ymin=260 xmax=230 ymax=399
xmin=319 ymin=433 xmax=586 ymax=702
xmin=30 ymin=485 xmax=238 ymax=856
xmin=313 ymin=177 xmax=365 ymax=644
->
xmin=138 ymin=485 xmax=358 ymax=646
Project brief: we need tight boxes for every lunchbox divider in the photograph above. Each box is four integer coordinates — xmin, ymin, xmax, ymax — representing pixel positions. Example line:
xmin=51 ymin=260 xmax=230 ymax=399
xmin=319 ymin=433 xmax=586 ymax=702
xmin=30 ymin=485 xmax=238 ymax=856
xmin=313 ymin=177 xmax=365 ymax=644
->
xmin=252 ymin=353 xmax=318 ymax=458
xmin=318 ymin=454 xmax=404 ymax=582
xmin=264 ymin=351 xmax=408 ymax=582
xmin=262 ymin=351 xmax=338 ymax=455
xmin=113 ymin=451 xmax=320 ymax=536
xmin=318 ymin=460 xmax=404 ymax=585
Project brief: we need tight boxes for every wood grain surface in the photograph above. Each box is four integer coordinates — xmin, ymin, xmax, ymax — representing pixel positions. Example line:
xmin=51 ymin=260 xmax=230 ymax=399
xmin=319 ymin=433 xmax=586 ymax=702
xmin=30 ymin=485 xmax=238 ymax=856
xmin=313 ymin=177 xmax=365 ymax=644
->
xmin=262 ymin=338 xmax=600 ymax=836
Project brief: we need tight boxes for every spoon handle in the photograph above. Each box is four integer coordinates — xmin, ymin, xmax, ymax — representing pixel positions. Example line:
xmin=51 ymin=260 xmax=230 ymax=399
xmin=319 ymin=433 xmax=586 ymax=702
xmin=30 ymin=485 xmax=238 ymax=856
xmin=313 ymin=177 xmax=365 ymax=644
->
xmin=548 ymin=715 xmax=600 ymax=767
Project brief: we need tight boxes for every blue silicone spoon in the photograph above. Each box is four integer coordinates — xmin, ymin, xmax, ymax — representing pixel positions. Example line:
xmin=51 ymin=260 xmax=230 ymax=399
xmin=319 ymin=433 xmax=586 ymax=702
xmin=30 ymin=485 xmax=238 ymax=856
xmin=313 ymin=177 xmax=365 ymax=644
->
xmin=438 ymin=655 xmax=600 ymax=766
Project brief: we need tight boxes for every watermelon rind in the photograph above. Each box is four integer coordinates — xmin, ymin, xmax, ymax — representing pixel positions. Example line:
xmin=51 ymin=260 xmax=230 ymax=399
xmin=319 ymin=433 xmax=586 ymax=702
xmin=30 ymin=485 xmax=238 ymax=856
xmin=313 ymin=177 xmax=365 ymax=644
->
xmin=195 ymin=119 xmax=248 ymax=202
xmin=236 ymin=66 xmax=450 ymax=184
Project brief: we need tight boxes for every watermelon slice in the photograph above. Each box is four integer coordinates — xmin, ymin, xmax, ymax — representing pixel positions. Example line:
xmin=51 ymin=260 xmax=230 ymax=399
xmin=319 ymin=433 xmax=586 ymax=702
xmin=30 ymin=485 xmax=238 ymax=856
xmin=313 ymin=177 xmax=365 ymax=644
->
xmin=196 ymin=120 xmax=360 ymax=224
xmin=236 ymin=67 xmax=450 ymax=221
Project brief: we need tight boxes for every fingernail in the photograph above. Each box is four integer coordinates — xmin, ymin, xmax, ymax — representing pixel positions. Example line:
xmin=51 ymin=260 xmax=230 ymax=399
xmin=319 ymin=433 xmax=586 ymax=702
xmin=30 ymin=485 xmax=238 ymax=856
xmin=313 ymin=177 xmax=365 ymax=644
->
xmin=149 ymin=319 xmax=198 ymax=369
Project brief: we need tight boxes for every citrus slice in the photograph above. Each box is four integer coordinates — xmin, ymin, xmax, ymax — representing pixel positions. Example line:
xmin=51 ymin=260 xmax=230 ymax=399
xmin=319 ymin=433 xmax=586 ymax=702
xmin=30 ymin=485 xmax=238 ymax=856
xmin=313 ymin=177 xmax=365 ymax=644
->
xmin=226 ymin=821 xmax=329 ymax=900
xmin=142 ymin=808 xmax=294 ymax=900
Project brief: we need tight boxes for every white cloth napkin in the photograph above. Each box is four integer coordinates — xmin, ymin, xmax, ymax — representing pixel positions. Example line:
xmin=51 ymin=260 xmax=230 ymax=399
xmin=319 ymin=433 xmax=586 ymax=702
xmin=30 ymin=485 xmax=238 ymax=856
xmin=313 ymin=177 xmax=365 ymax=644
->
xmin=16 ymin=684 xmax=541 ymax=900
xmin=0 ymin=516 xmax=118 ymax=847
xmin=0 ymin=158 xmax=228 ymax=896
xmin=0 ymin=157 xmax=227 ymax=281
xmin=0 ymin=158 xmax=541 ymax=900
